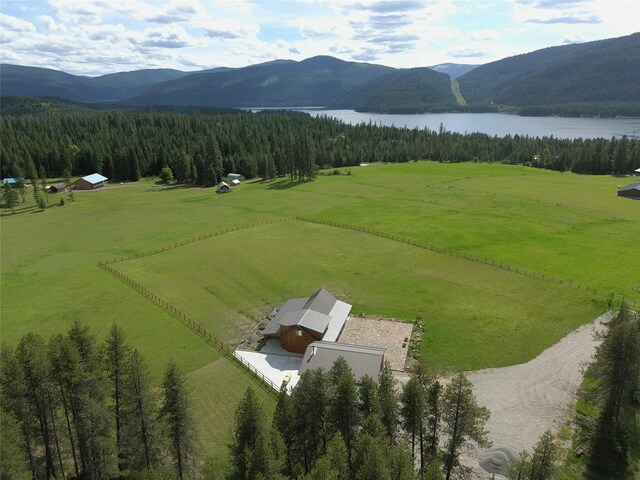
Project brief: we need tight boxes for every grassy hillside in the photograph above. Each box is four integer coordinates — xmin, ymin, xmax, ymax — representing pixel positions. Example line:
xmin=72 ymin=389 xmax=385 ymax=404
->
xmin=2 ymin=162 xmax=637 ymax=463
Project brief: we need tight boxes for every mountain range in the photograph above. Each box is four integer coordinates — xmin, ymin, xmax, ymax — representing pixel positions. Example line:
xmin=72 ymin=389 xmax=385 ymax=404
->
xmin=1 ymin=33 xmax=638 ymax=116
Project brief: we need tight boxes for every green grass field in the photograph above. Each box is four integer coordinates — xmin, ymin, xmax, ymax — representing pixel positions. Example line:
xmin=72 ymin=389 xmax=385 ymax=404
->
xmin=2 ymin=161 xmax=638 ymax=464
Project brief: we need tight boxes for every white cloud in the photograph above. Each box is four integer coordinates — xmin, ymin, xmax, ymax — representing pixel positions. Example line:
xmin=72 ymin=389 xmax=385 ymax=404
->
xmin=38 ymin=15 xmax=67 ymax=32
xmin=0 ymin=13 xmax=36 ymax=32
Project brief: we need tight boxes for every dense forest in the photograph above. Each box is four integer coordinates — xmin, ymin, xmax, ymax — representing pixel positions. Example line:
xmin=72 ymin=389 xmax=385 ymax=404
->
xmin=1 ymin=98 xmax=638 ymax=185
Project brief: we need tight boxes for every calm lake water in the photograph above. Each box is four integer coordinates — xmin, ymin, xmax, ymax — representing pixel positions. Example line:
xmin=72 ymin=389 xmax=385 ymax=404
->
xmin=291 ymin=109 xmax=640 ymax=140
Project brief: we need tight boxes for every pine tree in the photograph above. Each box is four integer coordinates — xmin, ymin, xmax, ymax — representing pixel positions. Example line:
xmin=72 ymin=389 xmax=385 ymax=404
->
xmin=329 ymin=371 xmax=360 ymax=464
xmin=0 ymin=408 xmax=31 ymax=479
xmin=62 ymin=168 xmax=74 ymax=202
xmin=441 ymin=373 xmax=490 ymax=480
xmin=121 ymin=349 xmax=159 ymax=472
xmin=529 ymin=431 xmax=559 ymax=480
xmin=377 ymin=360 xmax=399 ymax=441
xmin=358 ymin=374 xmax=378 ymax=418
xmin=401 ymin=376 xmax=425 ymax=460
xmin=229 ymin=387 xmax=276 ymax=480
xmin=103 ymin=323 xmax=130 ymax=473
xmin=160 ymin=360 xmax=195 ymax=480
xmin=2 ymin=181 xmax=19 ymax=212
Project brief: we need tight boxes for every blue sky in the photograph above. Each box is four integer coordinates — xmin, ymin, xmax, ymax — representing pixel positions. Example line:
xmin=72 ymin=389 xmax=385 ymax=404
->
xmin=1 ymin=0 xmax=638 ymax=75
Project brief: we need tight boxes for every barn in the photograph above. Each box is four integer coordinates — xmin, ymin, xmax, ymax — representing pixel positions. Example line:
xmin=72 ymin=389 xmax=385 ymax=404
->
xmin=216 ymin=181 xmax=231 ymax=193
xmin=3 ymin=178 xmax=20 ymax=188
xmin=45 ymin=183 xmax=67 ymax=194
xmin=74 ymin=173 xmax=108 ymax=190
xmin=262 ymin=288 xmax=351 ymax=354
xmin=617 ymin=182 xmax=640 ymax=199
xmin=227 ymin=173 xmax=245 ymax=182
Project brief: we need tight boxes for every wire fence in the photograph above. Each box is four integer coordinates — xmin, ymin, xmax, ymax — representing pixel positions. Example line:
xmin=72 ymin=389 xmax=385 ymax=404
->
xmin=294 ymin=216 xmax=603 ymax=296
xmin=101 ymin=217 xmax=292 ymax=265
xmin=97 ymin=261 xmax=279 ymax=397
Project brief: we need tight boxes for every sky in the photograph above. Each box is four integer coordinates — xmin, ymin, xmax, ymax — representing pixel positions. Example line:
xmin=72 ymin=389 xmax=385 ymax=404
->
xmin=0 ymin=0 xmax=638 ymax=76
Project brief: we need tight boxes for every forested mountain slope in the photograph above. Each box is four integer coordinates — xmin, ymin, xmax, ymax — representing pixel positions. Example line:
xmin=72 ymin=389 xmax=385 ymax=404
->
xmin=124 ymin=56 xmax=393 ymax=107
xmin=329 ymin=67 xmax=457 ymax=113
xmin=458 ymin=33 xmax=640 ymax=109
xmin=0 ymin=64 xmax=189 ymax=102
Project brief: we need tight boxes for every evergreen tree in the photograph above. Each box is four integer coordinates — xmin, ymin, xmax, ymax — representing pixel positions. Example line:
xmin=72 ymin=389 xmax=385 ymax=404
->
xmin=229 ymin=387 xmax=277 ymax=480
xmin=358 ymin=374 xmax=378 ymax=418
xmin=441 ymin=373 xmax=490 ymax=480
xmin=121 ymin=349 xmax=160 ymax=472
xmin=62 ymin=168 xmax=74 ymax=202
xmin=400 ymin=376 xmax=425 ymax=460
xmin=529 ymin=431 xmax=559 ymax=480
xmin=160 ymin=360 xmax=195 ymax=480
xmin=103 ymin=323 xmax=130 ymax=473
xmin=273 ymin=384 xmax=294 ymax=477
xmin=2 ymin=181 xmax=19 ymax=212
xmin=0 ymin=408 xmax=30 ymax=479
xmin=507 ymin=451 xmax=531 ymax=480
xmin=328 ymin=371 xmax=360 ymax=464
xmin=377 ymin=360 xmax=399 ymax=441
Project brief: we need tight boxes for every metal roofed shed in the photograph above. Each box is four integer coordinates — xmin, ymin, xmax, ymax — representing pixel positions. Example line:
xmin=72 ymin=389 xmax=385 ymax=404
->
xmin=617 ymin=182 xmax=640 ymax=199
xmin=299 ymin=341 xmax=386 ymax=380
xmin=227 ymin=173 xmax=245 ymax=182
xmin=216 ymin=181 xmax=231 ymax=193
xmin=74 ymin=173 xmax=108 ymax=190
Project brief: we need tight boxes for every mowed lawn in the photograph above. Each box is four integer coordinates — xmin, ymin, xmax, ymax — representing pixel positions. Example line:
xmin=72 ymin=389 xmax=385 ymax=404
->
xmin=2 ymin=162 xmax=637 ymax=462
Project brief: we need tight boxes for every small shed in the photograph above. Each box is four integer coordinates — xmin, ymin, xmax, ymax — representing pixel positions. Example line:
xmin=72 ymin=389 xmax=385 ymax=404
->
xmin=216 ymin=181 xmax=231 ymax=193
xmin=299 ymin=341 xmax=386 ymax=380
xmin=227 ymin=173 xmax=245 ymax=182
xmin=74 ymin=173 xmax=108 ymax=190
xmin=45 ymin=183 xmax=67 ymax=194
xmin=231 ymin=179 xmax=241 ymax=186
xmin=634 ymin=168 xmax=640 ymax=176
xmin=2 ymin=178 xmax=20 ymax=188
xmin=617 ymin=182 xmax=640 ymax=199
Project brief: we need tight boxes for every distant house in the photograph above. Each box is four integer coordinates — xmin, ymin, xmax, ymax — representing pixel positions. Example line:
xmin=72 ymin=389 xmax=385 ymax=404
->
xmin=227 ymin=173 xmax=245 ymax=182
xmin=2 ymin=178 xmax=21 ymax=188
xmin=216 ymin=181 xmax=231 ymax=193
xmin=231 ymin=179 xmax=241 ymax=186
xmin=262 ymin=288 xmax=352 ymax=354
xmin=45 ymin=183 xmax=67 ymax=194
xmin=74 ymin=173 xmax=108 ymax=190
xmin=634 ymin=168 xmax=640 ymax=176
xmin=617 ymin=182 xmax=640 ymax=199
xmin=299 ymin=341 xmax=386 ymax=380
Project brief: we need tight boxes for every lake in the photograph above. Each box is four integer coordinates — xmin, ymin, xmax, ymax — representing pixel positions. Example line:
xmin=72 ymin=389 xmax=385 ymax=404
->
xmin=290 ymin=109 xmax=640 ymax=140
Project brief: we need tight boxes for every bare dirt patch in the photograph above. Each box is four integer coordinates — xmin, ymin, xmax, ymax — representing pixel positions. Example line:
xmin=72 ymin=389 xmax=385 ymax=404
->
xmin=461 ymin=312 xmax=610 ymax=477
xmin=338 ymin=316 xmax=413 ymax=371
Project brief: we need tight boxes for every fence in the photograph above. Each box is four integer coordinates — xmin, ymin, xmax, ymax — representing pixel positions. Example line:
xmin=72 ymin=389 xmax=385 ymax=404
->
xmin=101 ymin=217 xmax=292 ymax=265
xmin=97 ymin=261 xmax=279 ymax=397
xmin=294 ymin=216 xmax=600 ymax=295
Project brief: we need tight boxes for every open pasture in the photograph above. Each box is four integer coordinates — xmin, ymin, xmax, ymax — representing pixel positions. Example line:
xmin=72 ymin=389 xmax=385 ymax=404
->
xmin=2 ymin=161 xmax=637 ymax=463
xmin=116 ymin=219 xmax=601 ymax=371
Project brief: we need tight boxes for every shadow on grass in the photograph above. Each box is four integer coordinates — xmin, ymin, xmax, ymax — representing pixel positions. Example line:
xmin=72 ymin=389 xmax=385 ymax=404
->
xmin=266 ymin=179 xmax=309 ymax=190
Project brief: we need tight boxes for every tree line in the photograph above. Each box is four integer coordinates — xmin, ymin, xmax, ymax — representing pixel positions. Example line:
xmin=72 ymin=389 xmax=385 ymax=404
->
xmin=1 ymin=107 xmax=638 ymax=189
xmin=580 ymin=302 xmax=640 ymax=478
xmin=227 ymin=358 xmax=562 ymax=480
xmin=1 ymin=323 xmax=196 ymax=480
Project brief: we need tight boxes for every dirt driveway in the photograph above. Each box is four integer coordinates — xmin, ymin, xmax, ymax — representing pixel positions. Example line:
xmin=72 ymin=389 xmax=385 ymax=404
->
xmin=463 ymin=313 xmax=610 ymax=477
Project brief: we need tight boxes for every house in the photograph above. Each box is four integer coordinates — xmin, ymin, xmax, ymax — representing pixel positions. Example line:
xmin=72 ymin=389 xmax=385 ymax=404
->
xmin=2 ymin=178 xmax=21 ymax=188
xmin=45 ymin=183 xmax=67 ymax=193
xmin=262 ymin=288 xmax=351 ymax=354
xmin=227 ymin=173 xmax=245 ymax=182
xmin=216 ymin=181 xmax=231 ymax=193
xmin=634 ymin=168 xmax=640 ymax=176
xmin=299 ymin=341 xmax=386 ymax=380
xmin=74 ymin=173 xmax=108 ymax=190
xmin=617 ymin=182 xmax=640 ymax=199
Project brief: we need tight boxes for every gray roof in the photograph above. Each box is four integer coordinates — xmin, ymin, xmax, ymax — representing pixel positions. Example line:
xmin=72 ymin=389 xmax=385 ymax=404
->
xmin=299 ymin=341 xmax=386 ymax=380
xmin=262 ymin=288 xmax=346 ymax=335
xmin=619 ymin=182 xmax=640 ymax=192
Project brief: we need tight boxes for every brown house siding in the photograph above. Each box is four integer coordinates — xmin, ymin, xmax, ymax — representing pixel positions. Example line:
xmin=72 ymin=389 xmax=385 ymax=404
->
xmin=280 ymin=326 xmax=323 ymax=354
xmin=74 ymin=178 xmax=106 ymax=190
